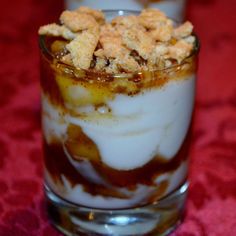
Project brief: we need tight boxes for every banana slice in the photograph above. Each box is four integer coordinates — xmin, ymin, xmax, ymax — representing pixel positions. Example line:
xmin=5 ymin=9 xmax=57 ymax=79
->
xmin=55 ymin=75 xmax=114 ymax=106
xmin=65 ymin=123 xmax=100 ymax=162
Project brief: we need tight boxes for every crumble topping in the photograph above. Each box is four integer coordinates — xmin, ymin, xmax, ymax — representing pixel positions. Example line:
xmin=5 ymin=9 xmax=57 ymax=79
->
xmin=39 ymin=6 xmax=196 ymax=73
xmin=173 ymin=21 xmax=193 ymax=39
xmin=122 ymin=27 xmax=155 ymax=60
xmin=66 ymin=28 xmax=99 ymax=69
xmin=38 ymin=23 xmax=77 ymax=40
xmin=75 ymin=6 xmax=105 ymax=25
xmin=60 ymin=11 xmax=99 ymax=32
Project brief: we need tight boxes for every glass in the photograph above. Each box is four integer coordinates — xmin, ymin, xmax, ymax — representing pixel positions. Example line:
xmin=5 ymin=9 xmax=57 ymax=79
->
xmin=39 ymin=10 xmax=199 ymax=236
xmin=65 ymin=0 xmax=187 ymax=22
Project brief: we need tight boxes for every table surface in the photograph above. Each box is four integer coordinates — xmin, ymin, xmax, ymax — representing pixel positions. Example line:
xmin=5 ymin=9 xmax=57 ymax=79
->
xmin=0 ymin=0 xmax=236 ymax=235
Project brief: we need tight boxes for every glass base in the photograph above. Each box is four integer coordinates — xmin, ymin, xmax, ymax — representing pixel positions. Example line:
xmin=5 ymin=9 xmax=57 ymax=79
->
xmin=45 ymin=182 xmax=188 ymax=236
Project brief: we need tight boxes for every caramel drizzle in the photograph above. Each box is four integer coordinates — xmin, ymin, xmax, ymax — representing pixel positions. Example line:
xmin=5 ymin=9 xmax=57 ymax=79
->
xmin=40 ymin=36 xmax=196 ymax=108
xmin=43 ymin=123 xmax=190 ymax=202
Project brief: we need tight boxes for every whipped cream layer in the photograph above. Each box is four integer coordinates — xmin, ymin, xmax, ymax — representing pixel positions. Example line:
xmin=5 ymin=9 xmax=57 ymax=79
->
xmin=50 ymin=75 xmax=195 ymax=170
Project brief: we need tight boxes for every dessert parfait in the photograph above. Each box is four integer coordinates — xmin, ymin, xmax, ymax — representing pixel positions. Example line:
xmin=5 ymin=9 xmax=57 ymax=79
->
xmin=39 ymin=7 xmax=198 ymax=210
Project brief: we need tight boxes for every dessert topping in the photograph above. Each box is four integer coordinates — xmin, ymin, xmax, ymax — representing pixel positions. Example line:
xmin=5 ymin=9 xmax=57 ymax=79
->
xmin=39 ymin=7 xmax=196 ymax=73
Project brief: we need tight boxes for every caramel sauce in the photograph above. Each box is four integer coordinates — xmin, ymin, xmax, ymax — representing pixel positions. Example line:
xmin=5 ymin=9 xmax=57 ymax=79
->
xmin=88 ymin=125 xmax=190 ymax=188
xmin=147 ymin=180 xmax=169 ymax=203
xmin=44 ymin=122 xmax=191 ymax=202
xmin=40 ymin=57 xmax=64 ymax=106
xmin=40 ymin=36 xmax=196 ymax=108
xmin=65 ymin=124 xmax=100 ymax=162
xmin=44 ymin=140 xmax=129 ymax=199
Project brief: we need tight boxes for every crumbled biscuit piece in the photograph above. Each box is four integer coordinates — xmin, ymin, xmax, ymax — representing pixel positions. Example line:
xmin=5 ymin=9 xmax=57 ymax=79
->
xmin=147 ymin=46 xmax=168 ymax=69
xmin=165 ymin=60 xmax=172 ymax=67
xmin=75 ymin=6 xmax=105 ymax=25
xmin=94 ymin=49 xmax=105 ymax=58
xmin=60 ymin=11 xmax=98 ymax=32
xmin=154 ymin=43 xmax=169 ymax=57
xmin=96 ymin=44 xmax=140 ymax=73
xmin=111 ymin=15 xmax=139 ymax=28
xmin=148 ymin=20 xmax=173 ymax=42
xmin=168 ymin=39 xmax=193 ymax=62
xmin=112 ymin=16 xmax=143 ymax=37
xmin=139 ymin=8 xmax=168 ymax=30
xmin=115 ymin=54 xmax=141 ymax=73
xmin=122 ymin=27 xmax=154 ymax=60
xmin=95 ymin=57 xmax=107 ymax=70
xmin=66 ymin=30 xmax=99 ymax=69
xmin=105 ymin=59 xmax=119 ymax=74
xmin=98 ymin=24 xmax=128 ymax=59
xmin=139 ymin=8 xmax=173 ymax=42
xmin=99 ymin=37 xmax=126 ymax=58
xmin=148 ymin=43 xmax=168 ymax=65
xmin=38 ymin=23 xmax=76 ymax=40
xmin=183 ymin=35 xmax=195 ymax=44
xmin=100 ymin=24 xmax=120 ymax=38
xmin=173 ymin=21 xmax=193 ymax=39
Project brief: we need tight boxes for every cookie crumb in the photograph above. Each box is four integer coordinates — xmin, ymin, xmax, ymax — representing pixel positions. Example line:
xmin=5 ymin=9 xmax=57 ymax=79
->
xmin=39 ymin=7 xmax=196 ymax=73
xmin=95 ymin=57 xmax=107 ymax=70
xmin=168 ymin=39 xmax=193 ymax=62
xmin=122 ymin=27 xmax=154 ymax=60
xmin=139 ymin=8 xmax=167 ymax=30
xmin=75 ymin=6 xmax=105 ymax=25
xmin=60 ymin=11 xmax=98 ymax=32
xmin=173 ymin=21 xmax=193 ymax=39
xmin=38 ymin=23 xmax=76 ymax=40
xmin=66 ymin=30 xmax=99 ymax=69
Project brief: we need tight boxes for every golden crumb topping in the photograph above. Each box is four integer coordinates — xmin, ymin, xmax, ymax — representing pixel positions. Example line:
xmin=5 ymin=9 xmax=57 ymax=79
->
xmin=39 ymin=7 xmax=196 ymax=73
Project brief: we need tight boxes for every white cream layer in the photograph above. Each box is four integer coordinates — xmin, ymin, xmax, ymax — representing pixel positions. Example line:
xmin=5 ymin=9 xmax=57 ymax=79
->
xmin=43 ymin=76 xmax=194 ymax=170
xmin=66 ymin=76 xmax=195 ymax=170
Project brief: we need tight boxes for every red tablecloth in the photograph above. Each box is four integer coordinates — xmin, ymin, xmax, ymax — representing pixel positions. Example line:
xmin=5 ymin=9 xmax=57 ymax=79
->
xmin=0 ymin=0 xmax=236 ymax=235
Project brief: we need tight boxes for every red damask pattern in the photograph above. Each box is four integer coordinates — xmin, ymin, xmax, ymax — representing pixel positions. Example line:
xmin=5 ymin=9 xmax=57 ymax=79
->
xmin=0 ymin=0 xmax=235 ymax=235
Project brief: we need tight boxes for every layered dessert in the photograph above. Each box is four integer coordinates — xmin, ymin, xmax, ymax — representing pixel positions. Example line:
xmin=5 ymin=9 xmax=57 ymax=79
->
xmin=39 ymin=7 xmax=198 ymax=209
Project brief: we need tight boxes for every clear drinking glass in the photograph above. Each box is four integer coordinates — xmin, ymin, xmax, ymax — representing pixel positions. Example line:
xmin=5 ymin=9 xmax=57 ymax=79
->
xmin=39 ymin=10 xmax=199 ymax=236
xmin=65 ymin=0 xmax=187 ymax=22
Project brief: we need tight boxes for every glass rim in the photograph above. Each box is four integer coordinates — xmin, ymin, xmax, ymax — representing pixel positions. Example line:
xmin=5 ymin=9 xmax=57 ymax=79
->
xmin=39 ymin=9 xmax=200 ymax=78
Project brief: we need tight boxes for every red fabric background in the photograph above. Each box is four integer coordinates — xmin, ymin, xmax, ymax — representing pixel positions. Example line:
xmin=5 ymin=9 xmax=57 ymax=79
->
xmin=0 ymin=0 xmax=236 ymax=235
